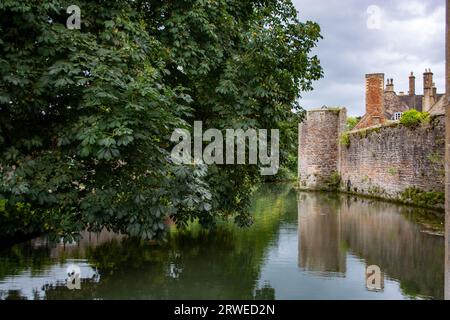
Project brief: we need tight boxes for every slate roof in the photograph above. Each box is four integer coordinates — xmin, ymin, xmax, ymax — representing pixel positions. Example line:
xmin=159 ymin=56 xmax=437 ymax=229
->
xmin=398 ymin=94 xmax=424 ymax=112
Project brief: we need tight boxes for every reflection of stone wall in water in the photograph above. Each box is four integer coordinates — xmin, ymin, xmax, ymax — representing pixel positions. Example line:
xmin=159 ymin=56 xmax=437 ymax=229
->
xmin=297 ymin=193 xmax=346 ymax=276
xmin=339 ymin=196 xmax=444 ymax=299
xmin=297 ymin=192 xmax=444 ymax=299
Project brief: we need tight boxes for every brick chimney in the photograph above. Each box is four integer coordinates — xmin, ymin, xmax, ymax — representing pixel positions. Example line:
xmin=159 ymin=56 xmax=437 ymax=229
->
xmin=365 ymin=73 xmax=385 ymax=126
xmin=409 ymin=72 xmax=415 ymax=96
xmin=423 ymin=69 xmax=436 ymax=112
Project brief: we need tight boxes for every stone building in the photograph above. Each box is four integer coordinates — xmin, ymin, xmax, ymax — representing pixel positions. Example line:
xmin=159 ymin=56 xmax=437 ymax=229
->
xmin=298 ymin=70 xmax=446 ymax=208
xmin=355 ymin=70 xmax=446 ymax=130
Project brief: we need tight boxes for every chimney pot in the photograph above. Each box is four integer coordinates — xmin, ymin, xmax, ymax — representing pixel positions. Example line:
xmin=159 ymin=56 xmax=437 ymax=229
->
xmin=386 ymin=78 xmax=394 ymax=92
xmin=409 ymin=72 xmax=416 ymax=96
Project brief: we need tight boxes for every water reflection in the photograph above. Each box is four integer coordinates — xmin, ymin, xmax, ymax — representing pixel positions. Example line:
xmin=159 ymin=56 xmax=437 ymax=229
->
xmin=0 ymin=184 xmax=445 ymax=300
xmin=298 ymin=193 xmax=346 ymax=276
xmin=297 ymin=193 xmax=444 ymax=299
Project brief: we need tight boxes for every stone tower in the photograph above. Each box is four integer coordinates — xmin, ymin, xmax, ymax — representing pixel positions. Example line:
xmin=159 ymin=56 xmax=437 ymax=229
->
xmin=298 ymin=107 xmax=347 ymax=190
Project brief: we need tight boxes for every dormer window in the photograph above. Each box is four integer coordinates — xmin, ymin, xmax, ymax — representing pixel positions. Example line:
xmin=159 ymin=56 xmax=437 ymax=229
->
xmin=392 ymin=112 xmax=403 ymax=121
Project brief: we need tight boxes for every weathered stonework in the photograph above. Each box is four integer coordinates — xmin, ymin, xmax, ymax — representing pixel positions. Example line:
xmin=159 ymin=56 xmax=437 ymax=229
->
xmin=424 ymin=70 xmax=436 ymax=112
xmin=340 ymin=116 xmax=445 ymax=208
xmin=298 ymin=108 xmax=346 ymax=190
xmin=384 ymin=90 xmax=409 ymax=116
xmin=298 ymin=110 xmax=445 ymax=209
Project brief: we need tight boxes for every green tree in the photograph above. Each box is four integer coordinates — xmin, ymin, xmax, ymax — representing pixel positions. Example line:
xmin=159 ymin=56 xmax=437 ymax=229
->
xmin=0 ymin=0 xmax=322 ymax=241
xmin=346 ymin=117 xmax=359 ymax=131
xmin=399 ymin=110 xmax=430 ymax=127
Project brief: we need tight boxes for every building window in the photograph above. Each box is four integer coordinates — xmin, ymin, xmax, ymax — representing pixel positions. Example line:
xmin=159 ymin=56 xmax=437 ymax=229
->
xmin=393 ymin=112 xmax=403 ymax=121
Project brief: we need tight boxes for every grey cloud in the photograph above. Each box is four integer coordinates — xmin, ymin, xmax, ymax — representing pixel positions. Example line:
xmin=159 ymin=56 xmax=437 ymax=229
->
xmin=293 ymin=0 xmax=446 ymax=116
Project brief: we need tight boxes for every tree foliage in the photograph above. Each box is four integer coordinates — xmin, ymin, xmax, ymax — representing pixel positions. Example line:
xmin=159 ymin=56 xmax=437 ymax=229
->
xmin=346 ymin=117 xmax=359 ymax=131
xmin=399 ymin=110 xmax=430 ymax=128
xmin=0 ymin=0 xmax=322 ymax=241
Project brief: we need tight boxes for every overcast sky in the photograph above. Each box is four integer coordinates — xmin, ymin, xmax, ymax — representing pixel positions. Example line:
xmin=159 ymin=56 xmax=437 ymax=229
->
xmin=293 ymin=0 xmax=446 ymax=116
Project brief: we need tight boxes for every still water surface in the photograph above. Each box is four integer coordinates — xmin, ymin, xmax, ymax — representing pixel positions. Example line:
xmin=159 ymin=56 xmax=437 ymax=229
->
xmin=0 ymin=183 xmax=444 ymax=300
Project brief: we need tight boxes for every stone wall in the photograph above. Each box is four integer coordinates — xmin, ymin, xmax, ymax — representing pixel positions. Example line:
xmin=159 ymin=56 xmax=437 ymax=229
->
xmin=340 ymin=115 xmax=445 ymax=208
xmin=298 ymin=108 xmax=346 ymax=190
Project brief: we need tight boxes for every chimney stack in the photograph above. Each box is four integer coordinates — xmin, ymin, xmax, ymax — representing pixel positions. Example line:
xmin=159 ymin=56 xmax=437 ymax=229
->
xmin=365 ymin=73 xmax=385 ymax=126
xmin=424 ymin=69 xmax=434 ymax=90
xmin=409 ymin=72 xmax=415 ymax=96
xmin=385 ymin=78 xmax=394 ymax=92
xmin=423 ymin=69 xmax=435 ymax=112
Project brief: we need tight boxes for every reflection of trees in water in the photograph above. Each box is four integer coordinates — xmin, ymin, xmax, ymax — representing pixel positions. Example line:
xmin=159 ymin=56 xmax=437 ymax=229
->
xmin=3 ymin=183 xmax=295 ymax=300
xmin=254 ymin=282 xmax=276 ymax=300
xmin=297 ymin=192 xmax=444 ymax=299
xmin=77 ymin=184 xmax=295 ymax=300
xmin=0 ymin=245 xmax=53 ymax=280
xmin=4 ymin=184 xmax=441 ymax=300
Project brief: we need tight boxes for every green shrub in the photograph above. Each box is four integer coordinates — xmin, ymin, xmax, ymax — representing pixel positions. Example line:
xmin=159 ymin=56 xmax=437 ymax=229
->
xmin=265 ymin=166 xmax=296 ymax=182
xmin=399 ymin=110 xmax=430 ymax=127
xmin=339 ymin=132 xmax=350 ymax=147
xmin=387 ymin=167 xmax=398 ymax=176
xmin=427 ymin=152 xmax=443 ymax=165
xmin=346 ymin=117 xmax=359 ymax=131
xmin=400 ymin=188 xmax=444 ymax=207
xmin=325 ymin=172 xmax=341 ymax=192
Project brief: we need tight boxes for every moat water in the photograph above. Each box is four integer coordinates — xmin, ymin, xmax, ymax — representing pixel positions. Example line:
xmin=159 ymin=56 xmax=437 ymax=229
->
xmin=0 ymin=183 xmax=445 ymax=300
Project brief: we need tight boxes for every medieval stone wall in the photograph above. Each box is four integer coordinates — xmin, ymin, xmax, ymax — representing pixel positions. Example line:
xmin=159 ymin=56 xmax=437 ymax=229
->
xmin=340 ymin=115 xmax=445 ymax=207
xmin=298 ymin=108 xmax=346 ymax=190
